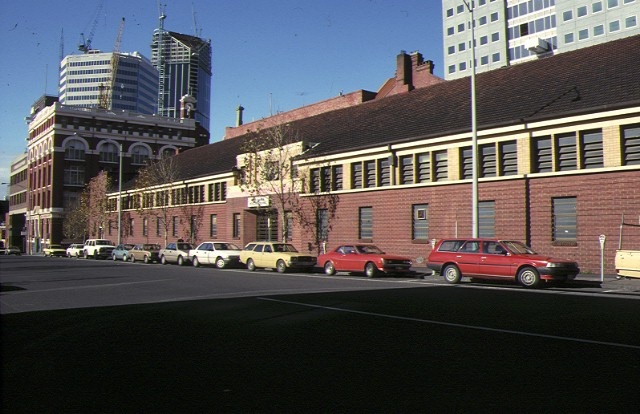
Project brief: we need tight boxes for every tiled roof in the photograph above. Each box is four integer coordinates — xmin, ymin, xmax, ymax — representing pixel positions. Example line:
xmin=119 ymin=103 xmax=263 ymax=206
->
xmin=164 ymin=34 xmax=640 ymax=181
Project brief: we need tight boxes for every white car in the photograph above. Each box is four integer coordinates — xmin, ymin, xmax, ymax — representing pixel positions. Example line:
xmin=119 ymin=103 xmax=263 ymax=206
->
xmin=66 ymin=243 xmax=84 ymax=258
xmin=189 ymin=241 xmax=242 ymax=268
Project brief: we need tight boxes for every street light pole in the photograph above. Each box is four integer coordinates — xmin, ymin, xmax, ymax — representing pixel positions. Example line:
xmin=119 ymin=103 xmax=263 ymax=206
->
xmin=117 ymin=144 xmax=123 ymax=246
xmin=464 ymin=0 xmax=479 ymax=238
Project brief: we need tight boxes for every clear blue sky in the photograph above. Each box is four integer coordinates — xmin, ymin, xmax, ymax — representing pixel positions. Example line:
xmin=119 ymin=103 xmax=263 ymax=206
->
xmin=0 ymin=0 xmax=444 ymax=198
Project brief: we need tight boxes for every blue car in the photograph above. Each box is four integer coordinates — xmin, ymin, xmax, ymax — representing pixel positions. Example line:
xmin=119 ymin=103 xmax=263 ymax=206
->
xmin=112 ymin=244 xmax=134 ymax=261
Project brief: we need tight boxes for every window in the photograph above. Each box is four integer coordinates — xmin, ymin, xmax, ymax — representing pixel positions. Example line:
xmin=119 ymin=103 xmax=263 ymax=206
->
xmin=625 ymin=16 xmax=637 ymax=28
xmin=284 ymin=211 xmax=293 ymax=241
xmin=500 ymin=141 xmax=518 ymax=176
xmin=365 ymin=161 xmax=376 ymax=188
xmin=100 ymin=142 xmax=118 ymax=163
xmin=210 ymin=214 xmax=217 ymax=238
xmin=131 ymin=146 xmax=150 ymax=165
xmin=317 ymin=209 xmax=329 ymax=241
xmin=233 ymin=213 xmax=241 ymax=238
xmin=458 ymin=23 xmax=465 ymax=33
xmin=321 ymin=166 xmax=332 ymax=192
xmin=448 ymin=45 xmax=456 ymax=55
xmin=479 ymin=201 xmax=495 ymax=238
xmin=351 ymin=162 xmax=362 ymax=189
xmin=457 ymin=4 xmax=464 ymax=13
xmin=434 ymin=151 xmax=448 ymax=181
xmin=622 ymin=125 xmax=640 ymax=165
xmin=447 ymin=8 xmax=454 ymax=17
xmin=172 ymin=216 xmax=178 ymax=237
xmin=378 ymin=158 xmax=390 ymax=187
xmin=65 ymin=139 xmax=85 ymax=160
xmin=359 ymin=207 xmax=373 ymax=240
xmin=491 ymin=32 xmax=500 ymax=42
xmin=481 ymin=55 xmax=489 ymax=65
xmin=594 ymin=24 xmax=604 ymax=36
xmin=479 ymin=16 xmax=487 ymax=25
xmin=577 ymin=6 xmax=588 ymax=17
xmin=563 ymin=10 xmax=573 ymax=21
xmin=578 ymin=28 xmax=589 ymax=40
xmin=461 ymin=147 xmax=473 ymax=180
xmin=553 ymin=197 xmax=577 ymax=243
xmin=610 ymin=20 xmax=621 ymax=31
xmin=592 ymin=1 xmax=603 ymax=12
xmin=480 ymin=144 xmax=496 ymax=177
xmin=129 ymin=218 xmax=134 ymax=236
xmin=557 ymin=133 xmax=577 ymax=171
xmin=580 ymin=130 xmax=603 ymax=169
xmin=490 ymin=12 xmax=498 ymax=21
xmin=412 ymin=204 xmax=429 ymax=240
xmin=534 ymin=136 xmax=553 ymax=173
xmin=332 ymin=165 xmax=343 ymax=191
xmin=190 ymin=215 xmax=197 ymax=241
xmin=208 ymin=182 xmax=227 ymax=202
xmin=263 ymin=160 xmax=279 ymax=181
xmin=608 ymin=0 xmax=619 ymax=7
xmin=565 ymin=33 xmax=575 ymax=43
xmin=447 ymin=26 xmax=455 ymax=36
xmin=64 ymin=165 xmax=85 ymax=185
xmin=480 ymin=35 xmax=488 ymax=45
xmin=310 ymin=168 xmax=320 ymax=193
xmin=400 ymin=155 xmax=414 ymax=184
xmin=458 ymin=42 xmax=466 ymax=52
xmin=157 ymin=217 xmax=161 ymax=236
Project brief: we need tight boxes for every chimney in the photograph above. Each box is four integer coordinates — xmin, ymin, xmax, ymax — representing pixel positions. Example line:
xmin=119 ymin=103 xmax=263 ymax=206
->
xmin=396 ymin=51 xmax=412 ymax=88
xmin=236 ymin=105 xmax=244 ymax=126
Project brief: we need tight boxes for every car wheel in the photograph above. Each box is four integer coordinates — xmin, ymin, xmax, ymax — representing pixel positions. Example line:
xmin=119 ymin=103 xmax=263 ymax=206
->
xmin=518 ymin=266 xmax=540 ymax=288
xmin=276 ymin=259 xmax=287 ymax=273
xmin=215 ymin=257 xmax=226 ymax=269
xmin=247 ymin=259 xmax=256 ymax=271
xmin=83 ymin=250 xmax=89 ymax=259
xmin=130 ymin=255 xmax=136 ymax=263
xmin=113 ymin=253 xmax=117 ymax=261
xmin=177 ymin=256 xmax=184 ymax=266
xmin=443 ymin=264 xmax=461 ymax=284
xmin=324 ymin=261 xmax=336 ymax=276
xmin=365 ymin=262 xmax=378 ymax=278
xmin=193 ymin=256 xmax=200 ymax=267
xmin=144 ymin=255 xmax=150 ymax=264
xmin=161 ymin=255 xmax=167 ymax=265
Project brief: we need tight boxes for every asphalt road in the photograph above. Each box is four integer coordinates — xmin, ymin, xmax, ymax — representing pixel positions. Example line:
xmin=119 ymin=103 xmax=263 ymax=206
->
xmin=2 ymin=255 xmax=639 ymax=413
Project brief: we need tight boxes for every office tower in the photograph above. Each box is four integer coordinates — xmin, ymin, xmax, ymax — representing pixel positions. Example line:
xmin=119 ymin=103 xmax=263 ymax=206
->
xmin=443 ymin=0 xmax=639 ymax=80
xmin=151 ymin=30 xmax=212 ymax=132
xmin=59 ymin=51 xmax=158 ymax=113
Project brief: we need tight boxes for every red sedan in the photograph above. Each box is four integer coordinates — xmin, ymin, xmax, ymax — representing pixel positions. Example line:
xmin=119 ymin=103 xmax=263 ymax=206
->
xmin=318 ymin=244 xmax=413 ymax=278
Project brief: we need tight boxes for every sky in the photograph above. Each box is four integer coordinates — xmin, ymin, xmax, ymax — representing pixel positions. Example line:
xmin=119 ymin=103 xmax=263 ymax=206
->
xmin=0 ymin=0 xmax=444 ymax=199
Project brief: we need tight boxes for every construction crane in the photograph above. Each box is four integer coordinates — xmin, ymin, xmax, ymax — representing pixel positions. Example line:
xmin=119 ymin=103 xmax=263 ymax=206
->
xmin=79 ymin=0 xmax=104 ymax=53
xmin=98 ymin=17 xmax=125 ymax=110
xmin=157 ymin=3 xmax=167 ymax=116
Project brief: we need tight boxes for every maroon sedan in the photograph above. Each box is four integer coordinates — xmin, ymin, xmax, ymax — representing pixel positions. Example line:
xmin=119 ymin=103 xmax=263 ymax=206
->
xmin=318 ymin=244 xmax=413 ymax=278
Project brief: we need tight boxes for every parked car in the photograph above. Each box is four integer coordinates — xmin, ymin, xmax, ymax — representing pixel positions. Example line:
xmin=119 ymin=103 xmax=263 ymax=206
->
xmin=128 ymin=243 xmax=161 ymax=264
xmin=43 ymin=244 xmax=67 ymax=257
xmin=239 ymin=242 xmax=316 ymax=273
xmin=112 ymin=244 xmax=135 ymax=261
xmin=83 ymin=239 xmax=116 ymax=259
xmin=427 ymin=238 xmax=580 ymax=288
xmin=189 ymin=241 xmax=242 ymax=268
xmin=3 ymin=246 xmax=22 ymax=255
xmin=159 ymin=241 xmax=194 ymax=266
xmin=66 ymin=243 xmax=84 ymax=258
xmin=317 ymin=244 xmax=413 ymax=278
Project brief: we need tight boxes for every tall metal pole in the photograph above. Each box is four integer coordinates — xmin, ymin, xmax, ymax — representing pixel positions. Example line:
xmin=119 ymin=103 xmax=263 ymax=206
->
xmin=465 ymin=0 xmax=479 ymax=238
xmin=117 ymin=144 xmax=123 ymax=245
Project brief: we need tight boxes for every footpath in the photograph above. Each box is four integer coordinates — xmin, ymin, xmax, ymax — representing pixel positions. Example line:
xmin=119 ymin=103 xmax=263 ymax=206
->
xmin=573 ymin=273 xmax=640 ymax=294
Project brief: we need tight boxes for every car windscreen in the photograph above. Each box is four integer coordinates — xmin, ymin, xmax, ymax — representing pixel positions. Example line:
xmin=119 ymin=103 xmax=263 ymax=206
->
xmin=214 ymin=243 xmax=240 ymax=251
xmin=273 ymin=244 xmax=298 ymax=253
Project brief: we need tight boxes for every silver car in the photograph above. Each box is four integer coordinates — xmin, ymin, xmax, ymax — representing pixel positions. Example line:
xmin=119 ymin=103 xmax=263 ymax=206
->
xmin=159 ymin=242 xmax=193 ymax=266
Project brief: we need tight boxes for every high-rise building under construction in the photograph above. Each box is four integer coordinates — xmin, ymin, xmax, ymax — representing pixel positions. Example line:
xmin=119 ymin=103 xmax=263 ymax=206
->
xmin=151 ymin=30 xmax=212 ymax=132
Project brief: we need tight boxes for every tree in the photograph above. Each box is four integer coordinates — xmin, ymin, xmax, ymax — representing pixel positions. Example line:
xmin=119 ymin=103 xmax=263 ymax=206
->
xmin=239 ymin=123 xmax=339 ymax=249
xmin=134 ymin=155 xmax=180 ymax=246
xmin=63 ymin=170 xmax=113 ymax=241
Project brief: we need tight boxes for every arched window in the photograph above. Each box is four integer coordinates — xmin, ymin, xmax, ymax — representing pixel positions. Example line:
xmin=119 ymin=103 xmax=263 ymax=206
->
xmin=131 ymin=145 xmax=150 ymax=165
xmin=161 ymin=147 xmax=177 ymax=158
xmin=64 ymin=139 xmax=86 ymax=161
xmin=100 ymin=142 xmax=119 ymax=163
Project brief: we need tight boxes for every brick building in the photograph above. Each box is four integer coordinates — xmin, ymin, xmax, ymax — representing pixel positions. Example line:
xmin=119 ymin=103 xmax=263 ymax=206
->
xmin=109 ymin=36 xmax=640 ymax=274
xmin=16 ymin=98 xmax=207 ymax=254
